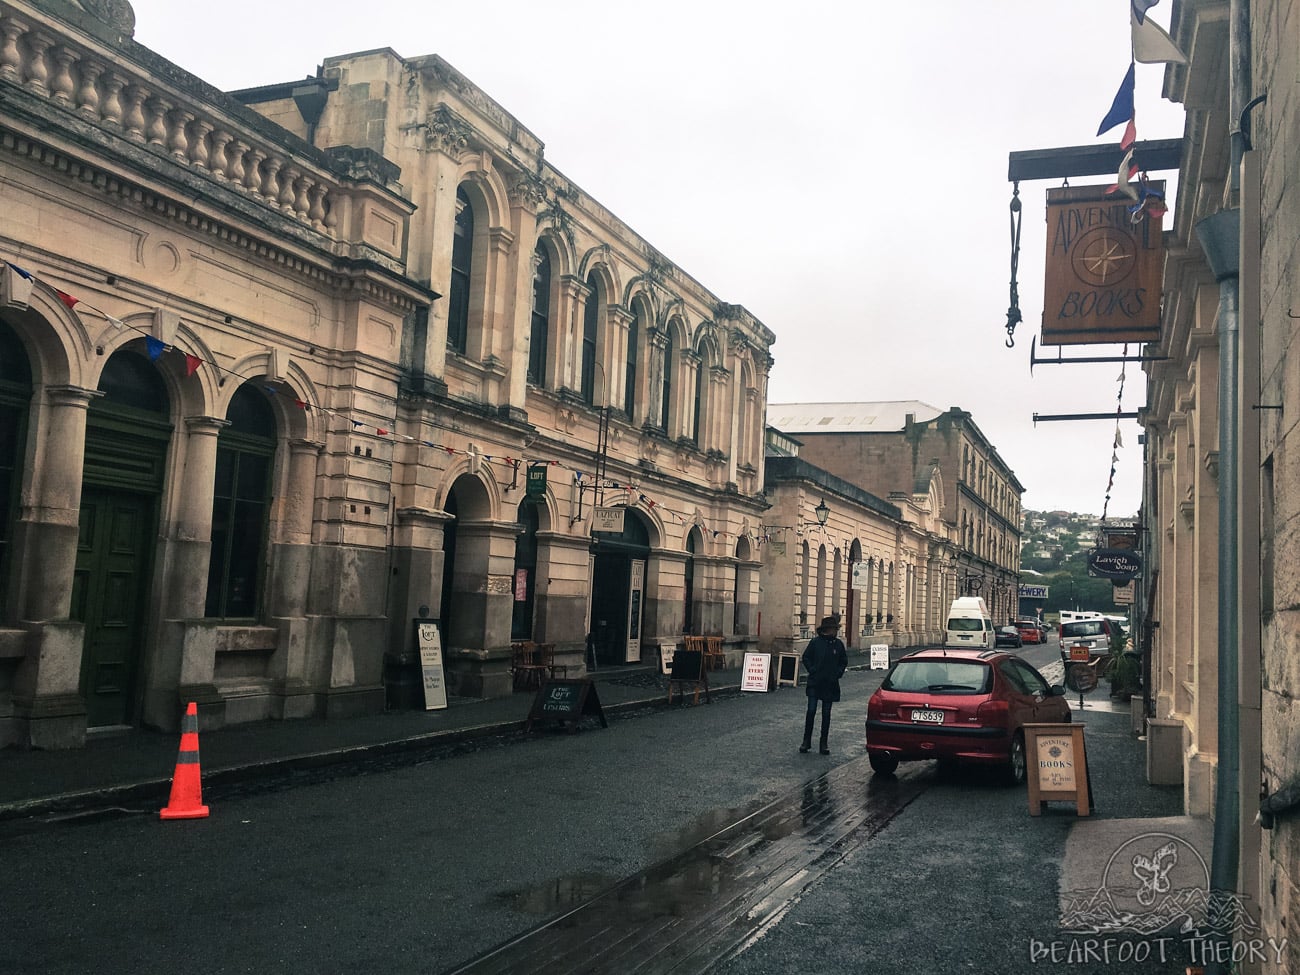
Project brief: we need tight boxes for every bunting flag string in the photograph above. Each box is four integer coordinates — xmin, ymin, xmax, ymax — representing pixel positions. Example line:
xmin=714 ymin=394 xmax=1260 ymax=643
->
xmin=1101 ymin=344 xmax=1130 ymax=523
xmin=1095 ymin=3 xmax=1181 ymax=224
xmin=5 ymin=251 xmax=782 ymax=541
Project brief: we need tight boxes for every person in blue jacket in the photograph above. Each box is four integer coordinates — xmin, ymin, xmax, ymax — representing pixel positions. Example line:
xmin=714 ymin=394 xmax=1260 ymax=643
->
xmin=800 ymin=614 xmax=848 ymax=754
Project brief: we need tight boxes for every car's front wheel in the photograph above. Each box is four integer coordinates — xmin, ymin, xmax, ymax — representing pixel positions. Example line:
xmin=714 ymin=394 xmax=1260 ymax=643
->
xmin=1004 ymin=732 xmax=1027 ymax=786
xmin=869 ymin=752 xmax=899 ymax=776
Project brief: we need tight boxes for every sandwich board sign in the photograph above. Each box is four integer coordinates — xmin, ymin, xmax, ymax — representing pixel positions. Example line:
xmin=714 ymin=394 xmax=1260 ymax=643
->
xmin=869 ymin=644 xmax=890 ymax=670
xmin=416 ymin=621 xmax=447 ymax=711
xmin=741 ymin=652 xmax=771 ymax=692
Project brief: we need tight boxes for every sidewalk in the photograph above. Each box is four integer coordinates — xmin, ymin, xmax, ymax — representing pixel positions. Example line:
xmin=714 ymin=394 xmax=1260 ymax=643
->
xmin=0 ymin=660 xmax=750 ymax=824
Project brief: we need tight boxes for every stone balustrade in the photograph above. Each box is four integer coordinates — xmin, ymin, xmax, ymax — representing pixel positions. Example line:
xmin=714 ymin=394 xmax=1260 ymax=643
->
xmin=0 ymin=10 xmax=339 ymax=237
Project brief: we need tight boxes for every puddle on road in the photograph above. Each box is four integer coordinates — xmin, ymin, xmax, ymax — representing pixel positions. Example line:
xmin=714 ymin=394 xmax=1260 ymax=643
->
xmin=452 ymin=761 xmax=925 ymax=973
xmin=492 ymin=873 xmax=618 ymax=914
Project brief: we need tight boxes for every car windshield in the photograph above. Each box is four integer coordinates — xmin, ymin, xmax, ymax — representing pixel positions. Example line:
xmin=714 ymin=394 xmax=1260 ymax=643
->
xmin=884 ymin=659 xmax=992 ymax=694
xmin=947 ymin=618 xmax=984 ymax=632
xmin=1062 ymin=620 xmax=1105 ymax=638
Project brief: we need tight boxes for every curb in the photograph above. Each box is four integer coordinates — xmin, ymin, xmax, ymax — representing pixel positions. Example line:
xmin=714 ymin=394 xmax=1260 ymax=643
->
xmin=0 ymin=683 xmax=746 ymax=827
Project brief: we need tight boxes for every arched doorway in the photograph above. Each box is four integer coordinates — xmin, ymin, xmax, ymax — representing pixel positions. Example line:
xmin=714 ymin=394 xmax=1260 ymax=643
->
xmin=589 ymin=509 xmax=650 ymax=666
xmin=0 ymin=319 xmax=32 ymax=620
xmin=77 ymin=347 xmax=172 ymax=727
xmin=846 ymin=540 xmax=863 ymax=648
xmin=511 ymin=498 xmax=541 ymax=640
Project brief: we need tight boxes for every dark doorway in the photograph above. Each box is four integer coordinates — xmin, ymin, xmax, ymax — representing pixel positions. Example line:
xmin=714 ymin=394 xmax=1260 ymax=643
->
xmin=77 ymin=348 xmax=170 ymax=727
xmin=589 ymin=511 xmax=649 ymax=666
xmin=439 ymin=491 xmax=459 ymax=642
xmin=72 ymin=488 xmax=155 ymax=727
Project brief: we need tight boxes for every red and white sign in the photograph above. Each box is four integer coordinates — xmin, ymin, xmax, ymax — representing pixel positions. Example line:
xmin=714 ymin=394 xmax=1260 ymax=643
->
xmin=741 ymin=652 xmax=771 ymax=692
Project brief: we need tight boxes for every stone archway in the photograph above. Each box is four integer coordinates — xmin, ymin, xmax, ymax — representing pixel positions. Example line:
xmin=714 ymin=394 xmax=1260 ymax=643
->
xmin=589 ymin=508 xmax=651 ymax=666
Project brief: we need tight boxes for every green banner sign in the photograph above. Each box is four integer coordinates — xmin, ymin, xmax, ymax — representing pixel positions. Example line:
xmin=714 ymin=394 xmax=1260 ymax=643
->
xmin=526 ymin=464 xmax=547 ymax=498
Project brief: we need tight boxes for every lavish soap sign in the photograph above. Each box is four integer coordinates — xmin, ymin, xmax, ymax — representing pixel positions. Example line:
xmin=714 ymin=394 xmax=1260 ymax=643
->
xmin=1042 ymin=184 xmax=1165 ymax=346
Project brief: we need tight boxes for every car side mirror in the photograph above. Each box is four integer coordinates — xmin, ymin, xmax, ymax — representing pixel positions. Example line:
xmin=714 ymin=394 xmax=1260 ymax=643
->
xmin=1049 ymin=684 xmax=1067 ymax=696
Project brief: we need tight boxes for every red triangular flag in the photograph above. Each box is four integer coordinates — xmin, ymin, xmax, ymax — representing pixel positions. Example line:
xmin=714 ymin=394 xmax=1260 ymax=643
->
xmin=184 ymin=354 xmax=202 ymax=377
xmin=55 ymin=289 xmax=79 ymax=309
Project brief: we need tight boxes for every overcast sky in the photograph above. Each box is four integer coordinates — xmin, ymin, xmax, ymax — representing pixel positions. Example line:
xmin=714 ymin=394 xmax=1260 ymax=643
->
xmin=129 ymin=0 xmax=1186 ymax=519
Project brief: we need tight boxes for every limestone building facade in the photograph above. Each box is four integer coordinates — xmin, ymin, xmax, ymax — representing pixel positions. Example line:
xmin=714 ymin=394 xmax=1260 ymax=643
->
xmin=1139 ymin=0 xmax=1298 ymax=963
xmin=767 ymin=402 xmax=1023 ymax=624
xmin=759 ymin=430 xmax=954 ymax=657
xmin=0 ymin=0 xmax=773 ymax=747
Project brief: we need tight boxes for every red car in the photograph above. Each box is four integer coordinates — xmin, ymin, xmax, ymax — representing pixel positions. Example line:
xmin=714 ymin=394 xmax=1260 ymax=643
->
xmin=864 ymin=648 xmax=1071 ymax=784
xmin=1014 ymin=619 xmax=1047 ymax=644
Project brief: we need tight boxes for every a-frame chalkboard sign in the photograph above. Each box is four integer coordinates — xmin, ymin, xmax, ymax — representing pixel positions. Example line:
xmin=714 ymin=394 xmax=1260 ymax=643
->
xmin=667 ymin=650 xmax=710 ymax=705
xmin=526 ymin=679 xmax=608 ymax=733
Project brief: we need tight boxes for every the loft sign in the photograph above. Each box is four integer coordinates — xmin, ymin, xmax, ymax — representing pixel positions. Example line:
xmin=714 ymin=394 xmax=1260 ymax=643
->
xmin=1042 ymin=184 xmax=1165 ymax=346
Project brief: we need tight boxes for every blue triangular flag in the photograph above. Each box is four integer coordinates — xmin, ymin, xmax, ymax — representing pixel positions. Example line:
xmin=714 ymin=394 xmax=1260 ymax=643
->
xmin=5 ymin=261 xmax=33 ymax=280
xmin=1132 ymin=0 xmax=1158 ymax=24
xmin=145 ymin=336 xmax=165 ymax=360
xmin=1097 ymin=63 xmax=1136 ymax=137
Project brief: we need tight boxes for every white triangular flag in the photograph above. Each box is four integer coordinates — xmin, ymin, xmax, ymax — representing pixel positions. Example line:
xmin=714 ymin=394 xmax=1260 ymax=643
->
xmin=1132 ymin=9 xmax=1187 ymax=64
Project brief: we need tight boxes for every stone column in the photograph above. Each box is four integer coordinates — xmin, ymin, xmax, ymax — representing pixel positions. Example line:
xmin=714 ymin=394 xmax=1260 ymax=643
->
xmin=443 ymin=519 xmax=521 ymax=698
xmin=22 ymin=385 xmax=98 ymax=621
xmin=384 ymin=507 xmax=452 ymax=709
xmin=13 ymin=385 xmax=99 ymax=748
xmin=165 ymin=417 xmax=226 ymax=618
xmin=268 ymin=439 xmax=322 ymax=718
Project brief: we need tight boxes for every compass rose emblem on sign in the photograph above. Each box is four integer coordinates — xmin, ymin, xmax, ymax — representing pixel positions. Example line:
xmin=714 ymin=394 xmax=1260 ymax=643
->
xmin=1071 ymin=228 xmax=1137 ymax=287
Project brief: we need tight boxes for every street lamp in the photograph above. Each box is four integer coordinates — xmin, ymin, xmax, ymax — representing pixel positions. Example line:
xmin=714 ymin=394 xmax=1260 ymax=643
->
xmin=814 ymin=498 xmax=830 ymax=525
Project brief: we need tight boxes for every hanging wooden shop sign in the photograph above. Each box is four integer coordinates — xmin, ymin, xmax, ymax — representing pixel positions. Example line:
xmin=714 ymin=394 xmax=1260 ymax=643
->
xmin=1041 ymin=183 xmax=1165 ymax=347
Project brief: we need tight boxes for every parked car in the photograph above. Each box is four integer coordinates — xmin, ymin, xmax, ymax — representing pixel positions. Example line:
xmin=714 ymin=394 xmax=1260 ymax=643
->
xmin=1058 ymin=616 xmax=1116 ymax=667
xmin=864 ymin=648 xmax=1071 ymax=784
xmin=1013 ymin=619 xmax=1046 ymax=644
xmin=994 ymin=625 xmax=1023 ymax=648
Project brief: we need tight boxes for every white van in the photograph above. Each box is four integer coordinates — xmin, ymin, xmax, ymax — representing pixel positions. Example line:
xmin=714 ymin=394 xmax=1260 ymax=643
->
xmin=945 ymin=596 xmax=995 ymax=649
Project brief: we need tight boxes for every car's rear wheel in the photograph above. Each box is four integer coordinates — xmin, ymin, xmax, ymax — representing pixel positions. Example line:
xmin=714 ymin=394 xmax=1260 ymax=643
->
xmin=1004 ymin=732 xmax=1027 ymax=786
xmin=869 ymin=752 xmax=899 ymax=776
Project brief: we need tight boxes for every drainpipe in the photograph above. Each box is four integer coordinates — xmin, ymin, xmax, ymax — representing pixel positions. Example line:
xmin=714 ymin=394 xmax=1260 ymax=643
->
xmin=1197 ymin=2 xmax=1251 ymax=970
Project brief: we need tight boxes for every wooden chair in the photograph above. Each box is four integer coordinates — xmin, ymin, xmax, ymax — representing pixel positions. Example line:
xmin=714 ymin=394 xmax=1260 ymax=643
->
xmin=703 ymin=636 xmax=725 ymax=672
xmin=536 ymin=642 xmax=567 ymax=679
xmin=511 ymin=641 xmax=546 ymax=691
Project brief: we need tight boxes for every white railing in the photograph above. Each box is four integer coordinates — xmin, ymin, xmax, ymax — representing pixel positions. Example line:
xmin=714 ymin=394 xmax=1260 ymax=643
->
xmin=0 ymin=8 xmax=339 ymax=236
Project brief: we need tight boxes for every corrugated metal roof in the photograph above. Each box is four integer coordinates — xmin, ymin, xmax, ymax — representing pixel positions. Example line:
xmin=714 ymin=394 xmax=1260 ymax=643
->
xmin=766 ymin=401 xmax=944 ymax=433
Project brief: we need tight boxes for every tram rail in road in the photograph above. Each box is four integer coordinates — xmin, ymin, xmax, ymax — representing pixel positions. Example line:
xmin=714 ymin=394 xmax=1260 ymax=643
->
xmin=443 ymin=757 xmax=926 ymax=975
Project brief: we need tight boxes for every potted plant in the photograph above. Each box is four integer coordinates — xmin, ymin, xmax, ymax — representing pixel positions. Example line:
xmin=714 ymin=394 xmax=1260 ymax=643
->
xmin=1106 ymin=626 xmax=1141 ymax=700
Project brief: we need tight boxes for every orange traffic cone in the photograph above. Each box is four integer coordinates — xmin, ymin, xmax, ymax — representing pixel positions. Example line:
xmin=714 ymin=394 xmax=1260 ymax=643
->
xmin=160 ymin=701 xmax=209 ymax=820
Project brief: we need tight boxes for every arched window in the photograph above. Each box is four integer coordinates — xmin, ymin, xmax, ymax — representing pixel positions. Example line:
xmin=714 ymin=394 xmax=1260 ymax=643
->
xmin=528 ymin=245 xmax=550 ymax=386
xmin=659 ymin=331 xmax=674 ymax=432
xmin=447 ymin=187 xmax=473 ymax=356
xmin=581 ymin=274 xmax=599 ymax=405
xmin=624 ymin=306 xmax=638 ymax=418
xmin=206 ymin=383 xmax=276 ymax=618
xmin=0 ymin=319 xmax=32 ymax=619
xmin=691 ymin=358 xmax=703 ymax=445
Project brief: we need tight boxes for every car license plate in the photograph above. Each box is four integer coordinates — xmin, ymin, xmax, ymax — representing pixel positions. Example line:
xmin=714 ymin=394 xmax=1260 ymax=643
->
xmin=911 ymin=709 xmax=944 ymax=724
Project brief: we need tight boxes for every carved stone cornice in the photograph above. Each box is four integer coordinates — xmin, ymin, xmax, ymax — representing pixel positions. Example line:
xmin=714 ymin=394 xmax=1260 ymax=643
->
xmin=424 ymin=104 xmax=472 ymax=158
xmin=508 ymin=171 xmax=547 ymax=210
xmin=542 ymin=200 xmax=575 ymax=248
xmin=1203 ymin=450 xmax=1220 ymax=481
xmin=81 ymin=0 xmax=136 ymax=34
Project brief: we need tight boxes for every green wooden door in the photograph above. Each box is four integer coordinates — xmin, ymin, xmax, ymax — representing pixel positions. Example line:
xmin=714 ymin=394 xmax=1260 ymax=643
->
xmin=72 ymin=489 xmax=154 ymax=728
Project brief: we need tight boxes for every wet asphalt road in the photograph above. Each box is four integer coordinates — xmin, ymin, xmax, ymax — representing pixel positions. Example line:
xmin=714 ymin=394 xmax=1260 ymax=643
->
xmin=2 ymin=636 xmax=1179 ymax=975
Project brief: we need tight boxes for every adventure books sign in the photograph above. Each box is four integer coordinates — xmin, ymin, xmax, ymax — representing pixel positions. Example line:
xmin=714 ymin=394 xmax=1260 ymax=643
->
xmin=1042 ymin=184 xmax=1165 ymax=346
